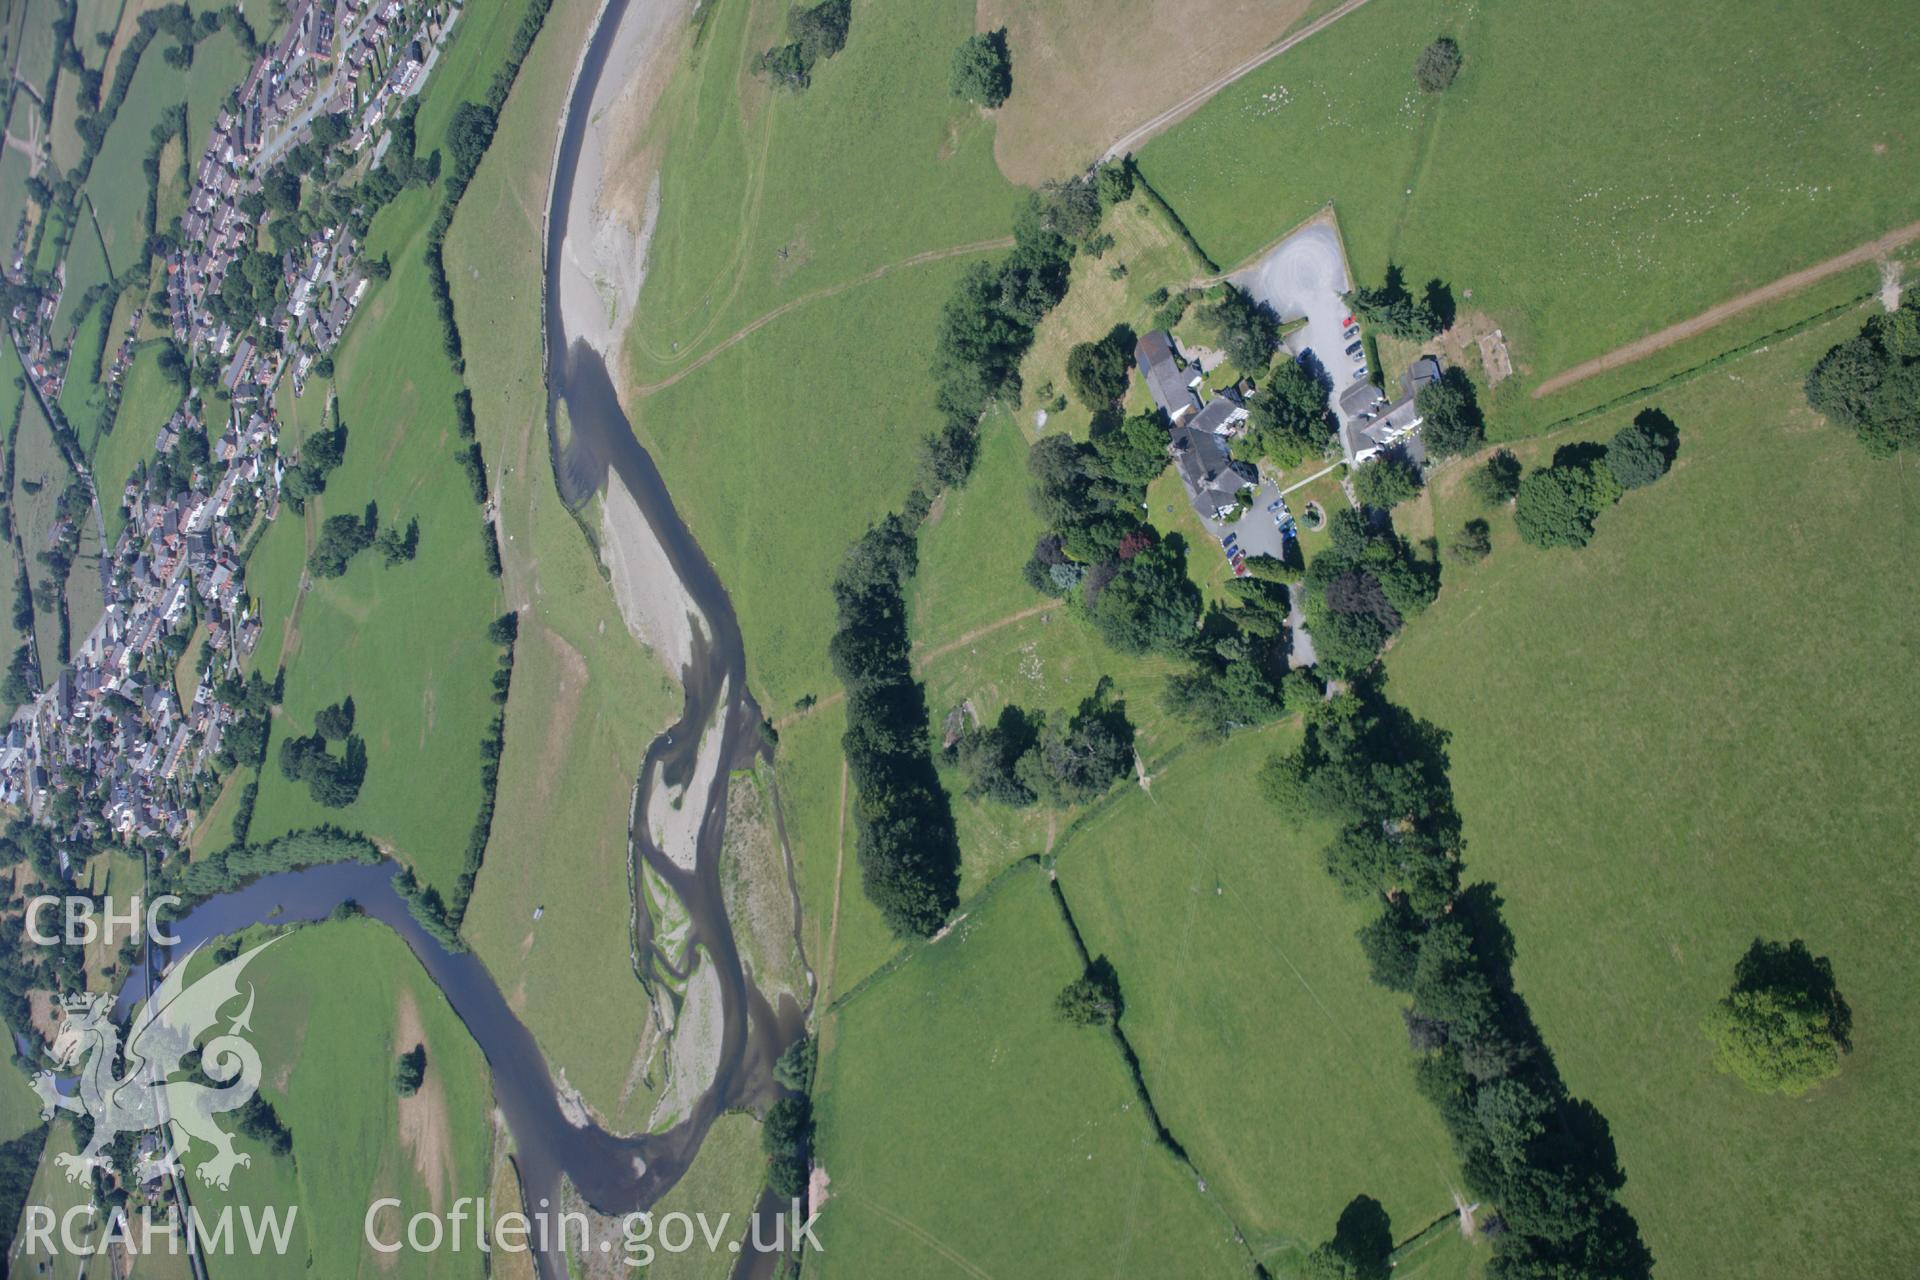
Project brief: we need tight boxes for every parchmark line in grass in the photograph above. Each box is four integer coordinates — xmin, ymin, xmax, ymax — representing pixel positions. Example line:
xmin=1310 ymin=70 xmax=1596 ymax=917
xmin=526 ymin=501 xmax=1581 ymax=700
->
xmin=630 ymin=237 xmax=1015 ymax=397
xmin=843 ymin=1188 xmax=995 ymax=1280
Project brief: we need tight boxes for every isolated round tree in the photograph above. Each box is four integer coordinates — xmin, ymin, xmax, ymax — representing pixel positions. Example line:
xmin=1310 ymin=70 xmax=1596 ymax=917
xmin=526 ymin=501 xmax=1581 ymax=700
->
xmin=1702 ymin=939 xmax=1850 ymax=1095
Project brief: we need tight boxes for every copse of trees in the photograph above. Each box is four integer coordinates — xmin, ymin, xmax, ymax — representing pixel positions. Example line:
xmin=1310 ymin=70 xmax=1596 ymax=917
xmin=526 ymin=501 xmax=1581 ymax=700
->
xmin=393 ymin=1044 xmax=427 ymax=1096
xmin=308 ymin=503 xmax=379 ymax=577
xmin=830 ymin=516 xmax=960 ymax=937
xmin=1196 ymin=283 xmax=1281 ymax=372
xmin=1234 ymin=356 xmax=1333 ymax=468
xmin=278 ymin=729 xmax=367 ymax=808
xmin=945 ymin=679 xmax=1136 ymax=808
xmin=1803 ymin=294 xmax=1919 ymax=455
xmin=1065 ymin=326 xmax=1132 ymax=409
xmin=950 ymin=27 xmax=1012 ymax=107
xmin=1300 ymin=508 xmax=1437 ymax=672
xmin=1515 ymin=419 xmax=1676 ymax=550
xmin=762 ymin=1095 xmax=813 ymax=1197
xmin=755 ymin=0 xmax=852 ymax=91
xmin=1346 ymin=265 xmax=1443 ymax=342
xmin=1703 ymin=938 xmax=1851 ymax=1096
xmin=1466 ymin=448 xmax=1521 ymax=505
xmin=1056 ymin=956 xmax=1124 ymax=1027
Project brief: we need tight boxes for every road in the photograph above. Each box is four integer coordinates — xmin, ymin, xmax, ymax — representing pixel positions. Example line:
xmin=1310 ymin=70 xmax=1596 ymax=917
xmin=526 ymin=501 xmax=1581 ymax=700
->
xmin=1101 ymin=0 xmax=1378 ymax=163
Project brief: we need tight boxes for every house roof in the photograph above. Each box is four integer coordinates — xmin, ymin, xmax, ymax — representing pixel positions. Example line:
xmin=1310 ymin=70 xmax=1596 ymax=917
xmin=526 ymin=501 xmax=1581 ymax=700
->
xmin=1340 ymin=394 xmax=1424 ymax=463
xmin=1170 ymin=424 xmax=1257 ymax=518
xmin=1189 ymin=394 xmax=1247 ymax=437
xmin=1136 ymin=330 xmax=1202 ymax=423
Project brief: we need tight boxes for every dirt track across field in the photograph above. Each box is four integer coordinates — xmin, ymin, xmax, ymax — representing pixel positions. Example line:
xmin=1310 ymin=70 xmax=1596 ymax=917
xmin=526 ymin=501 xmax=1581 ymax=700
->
xmin=1532 ymin=221 xmax=1920 ymax=399
xmin=1099 ymin=0 xmax=1378 ymax=165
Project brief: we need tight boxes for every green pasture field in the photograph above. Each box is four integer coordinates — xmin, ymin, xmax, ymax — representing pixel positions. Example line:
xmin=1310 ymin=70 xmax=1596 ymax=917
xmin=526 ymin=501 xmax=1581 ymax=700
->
xmin=9 ymin=0 xmax=56 ymax=95
xmin=11 ymin=388 xmax=75 ymax=668
xmin=9 ymin=1120 xmax=98 ymax=1272
xmin=1135 ymin=0 xmax=1920 ymax=406
xmin=241 ymin=187 xmax=500 ymax=899
xmin=72 ymin=0 xmax=119 ymax=69
xmin=246 ymin=0 xmax=545 ymax=897
xmin=95 ymin=342 xmax=179 ymax=541
xmin=445 ymin=0 xmax=682 ymax=1127
xmin=622 ymin=0 xmax=1026 ymax=710
xmin=811 ymin=860 xmax=1250 ymax=1278
xmin=50 ymin=204 xmax=108 ymax=338
xmin=1051 ymin=722 xmax=1471 ymax=1263
xmin=179 ymin=920 xmax=496 ymax=1279
xmin=625 ymin=0 xmax=1015 ymax=386
xmin=0 ymin=133 xmax=33 ymax=249
xmin=82 ymin=26 xmax=248 ymax=273
xmin=636 ymin=258 xmax=976 ymax=710
xmin=1385 ymin=308 xmax=1920 ymax=1280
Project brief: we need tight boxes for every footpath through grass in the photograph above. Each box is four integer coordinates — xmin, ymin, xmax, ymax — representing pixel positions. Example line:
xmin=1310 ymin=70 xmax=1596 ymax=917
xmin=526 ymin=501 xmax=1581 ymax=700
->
xmin=1386 ymin=310 xmax=1920 ymax=1280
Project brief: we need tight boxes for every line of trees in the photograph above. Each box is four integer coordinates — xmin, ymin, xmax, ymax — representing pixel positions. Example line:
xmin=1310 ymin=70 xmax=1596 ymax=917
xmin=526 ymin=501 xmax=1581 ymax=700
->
xmin=1262 ymin=681 xmax=1652 ymax=1277
xmin=830 ymin=515 xmax=960 ymax=937
xmin=444 ymin=612 xmax=518 ymax=935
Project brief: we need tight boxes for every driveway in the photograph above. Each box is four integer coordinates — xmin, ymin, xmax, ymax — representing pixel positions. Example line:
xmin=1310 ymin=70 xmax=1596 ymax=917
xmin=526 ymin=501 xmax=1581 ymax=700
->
xmin=1230 ymin=218 xmax=1362 ymax=421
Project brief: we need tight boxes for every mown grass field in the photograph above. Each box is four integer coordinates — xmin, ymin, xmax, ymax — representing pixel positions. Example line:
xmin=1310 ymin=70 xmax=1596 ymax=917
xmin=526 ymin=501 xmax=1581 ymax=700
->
xmin=245 ymin=0 xmax=539 ymax=896
xmin=605 ymin=1111 xmax=765 ymax=1279
xmin=445 ymin=0 xmax=684 ymax=1129
xmin=1385 ymin=310 xmax=1920 ymax=1280
xmin=1135 ymin=0 xmax=1920 ymax=412
xmin=177 ymin=920 xmax=496 ymax=1279
xmin=625 ymin=0 xmax=1019 ymax=710
xmin=811 ymin=861 xmax=1250 ymax=1278
xmin=1052 ymin=723 xmax=1472 ymax=1264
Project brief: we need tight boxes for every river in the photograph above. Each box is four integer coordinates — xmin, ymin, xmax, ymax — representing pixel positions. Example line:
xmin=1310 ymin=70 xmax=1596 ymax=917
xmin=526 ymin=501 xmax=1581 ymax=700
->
xmin=118 ymin=0 xmax=810 ymax=1273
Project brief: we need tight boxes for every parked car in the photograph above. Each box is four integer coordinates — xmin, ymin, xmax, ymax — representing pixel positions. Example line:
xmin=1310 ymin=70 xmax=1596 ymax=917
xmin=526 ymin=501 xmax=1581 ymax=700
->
xmin=1345 ymin=340 xmax=1364 ymax=357
xmin=1351 ymin=366 xmax=1370 ymax=382
xmin=1342 ymin=313 xmax=1356 ymax=328
xmin=1343 ymin=324 xmax=1360 ymax=339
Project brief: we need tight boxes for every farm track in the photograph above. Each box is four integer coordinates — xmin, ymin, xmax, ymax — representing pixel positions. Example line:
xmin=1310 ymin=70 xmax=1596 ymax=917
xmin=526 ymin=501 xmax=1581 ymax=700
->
xmin=1533 ymin=219 xmax=1920 ymax=399
xmin=1099 ymin=0 xmax=1378 ymax=164
xmin=629 ymin=237 xmax=1015 ymax=397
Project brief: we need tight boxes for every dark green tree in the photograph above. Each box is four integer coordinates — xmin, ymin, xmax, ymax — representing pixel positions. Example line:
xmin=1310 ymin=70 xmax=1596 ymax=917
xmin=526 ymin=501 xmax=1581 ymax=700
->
xmin=1415 ymin=37 xmax=1463 ymax=92
xmin=949 ymin=28 xmax=1012 ymax=107
xmin=1703 ymin=939 xmax=1851 ymax=1096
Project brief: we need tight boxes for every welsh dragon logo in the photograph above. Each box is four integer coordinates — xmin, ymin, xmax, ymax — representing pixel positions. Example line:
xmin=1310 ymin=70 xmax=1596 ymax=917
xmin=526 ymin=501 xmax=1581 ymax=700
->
xmin=32 ymin=939 xmax=278 ymax=1189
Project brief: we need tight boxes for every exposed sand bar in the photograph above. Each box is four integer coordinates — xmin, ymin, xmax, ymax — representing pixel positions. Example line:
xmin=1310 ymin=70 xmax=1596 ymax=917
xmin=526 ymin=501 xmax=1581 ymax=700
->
xmin=547 ymin=0 xmax=701 ymax=673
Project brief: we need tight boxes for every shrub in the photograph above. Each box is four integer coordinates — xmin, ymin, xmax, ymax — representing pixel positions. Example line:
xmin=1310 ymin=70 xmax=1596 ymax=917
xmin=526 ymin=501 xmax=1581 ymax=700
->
xmin=1466 ymin=448 xmax=1522 ymax=505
